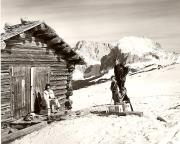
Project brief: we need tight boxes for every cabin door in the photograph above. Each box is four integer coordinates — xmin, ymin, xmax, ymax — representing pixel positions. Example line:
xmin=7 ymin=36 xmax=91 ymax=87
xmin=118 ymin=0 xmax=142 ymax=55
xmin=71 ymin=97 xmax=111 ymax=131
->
xmin=12 ymin=67 xmax=31 ymax=119
xmin=31 ymin=67 xmax=50 ymax=112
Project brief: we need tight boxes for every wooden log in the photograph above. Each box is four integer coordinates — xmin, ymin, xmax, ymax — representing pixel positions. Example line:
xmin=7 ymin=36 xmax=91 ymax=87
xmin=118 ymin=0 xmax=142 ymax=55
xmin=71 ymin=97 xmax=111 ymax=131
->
xmin=56 ymin=94 xmax=66 ymax=100
xmin=1 ymin=110 xmax=11 ymax=115
xmin=48 ymin=37 xmax=62 ymax=46
xmin=50 ymin=72 xmax=69 ymax=76
xmin=1 ymin=121 xmax=47 ymax=144
xmin=1 ymin=110 xmax=11 ymax=116
xmin=37 ymin=32 xmax=56 ymax=39
xmin=1 ymin=75 xmax=11 ymax=80
xmin=50 ymin=76 xmax=68 ymax=81
xmin=1 ymin=79 xmax=10 ymax=85
xmin=50 ymin=65 xmax=67 ymax=70
xmin=11 ymin=49 xmax=55 ymax=56
xmin=1 ymin=69 xmax=10 ymax=73
xmin=1 ymin=61 xmax=61 ymax=66
xmin=50 ymin=80 xmax=67 ymax=86
xmin=1 ymin=105 xmax=11 ymax=113
xmin=50 ymin=68 xmax=68 ymax=73
xmin=1 ymin=73 xmax=10 ymax=77
xmin=51 ymin=85 xmax=67 ymax=90
xmin=1 ymin=57 xmax=58 ymax=63
xmin=10 ymin=44 xmax=49 ymax=50
xmin=6 ymin=39 xmax=24 ymax=45
xmin=1 ymin=98 xmax=11 ymax=104
xmin=58 ymin=98 xmax=67 ymax=105
xmin=1 ymin=95 xmax=11 ymax=101
xmin=65 ymin=91 xmax=73 ymax=96
xmin=1 ymin=109 xmax=11 ymax=115
xmin=10 ymin=43 xmax=49 ymax=49
xmin=1 ymin=53 xmax=57 ymax=60
xmin=1 ymin=86 xmax=10 ymax=92
xmin=1 ymin=103 xmax=11 ymax=108
xmin=1 ymin=65 xmax=9 ymax=70
xmin=1 ymin=114 xmax=12 ymax=122
xmin=54 ymin=89 xmax=67 ymax=95
xmin=1 ymin=91 xmax=11 ymax=97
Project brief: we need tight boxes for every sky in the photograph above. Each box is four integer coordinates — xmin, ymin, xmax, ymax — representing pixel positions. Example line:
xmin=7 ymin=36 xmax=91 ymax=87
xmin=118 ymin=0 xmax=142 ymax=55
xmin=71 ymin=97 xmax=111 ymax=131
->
xmin=1 ymin=0 xmax=180 ymax=52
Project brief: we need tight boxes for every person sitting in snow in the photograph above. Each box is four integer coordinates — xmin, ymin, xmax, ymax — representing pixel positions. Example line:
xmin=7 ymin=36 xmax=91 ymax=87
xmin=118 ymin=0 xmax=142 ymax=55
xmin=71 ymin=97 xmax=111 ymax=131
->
xmin=110 ymin=76 xmax=122 ymax=104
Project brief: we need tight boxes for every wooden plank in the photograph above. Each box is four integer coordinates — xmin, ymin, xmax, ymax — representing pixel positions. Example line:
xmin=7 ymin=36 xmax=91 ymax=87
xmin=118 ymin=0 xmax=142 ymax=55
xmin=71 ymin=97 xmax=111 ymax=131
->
xmin=1 ymin=121 xmax=47 ymax=144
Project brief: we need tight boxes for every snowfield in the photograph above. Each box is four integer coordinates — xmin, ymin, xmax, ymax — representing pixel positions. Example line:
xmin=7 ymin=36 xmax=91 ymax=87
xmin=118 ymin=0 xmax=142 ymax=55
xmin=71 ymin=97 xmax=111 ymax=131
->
xmin=11 ymin=64 xmax=180 ymax=144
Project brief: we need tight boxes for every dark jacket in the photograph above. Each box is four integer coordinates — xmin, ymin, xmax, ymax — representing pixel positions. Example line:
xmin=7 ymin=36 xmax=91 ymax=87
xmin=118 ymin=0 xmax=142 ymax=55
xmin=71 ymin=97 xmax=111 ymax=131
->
xmin=114 ymin=64 xmax=129 ymax=89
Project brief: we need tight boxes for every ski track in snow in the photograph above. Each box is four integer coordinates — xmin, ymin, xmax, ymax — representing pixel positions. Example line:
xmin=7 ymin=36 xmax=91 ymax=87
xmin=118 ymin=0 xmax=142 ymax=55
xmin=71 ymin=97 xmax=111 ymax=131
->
xmin=11 ymin=64 xmax=180 ymax=144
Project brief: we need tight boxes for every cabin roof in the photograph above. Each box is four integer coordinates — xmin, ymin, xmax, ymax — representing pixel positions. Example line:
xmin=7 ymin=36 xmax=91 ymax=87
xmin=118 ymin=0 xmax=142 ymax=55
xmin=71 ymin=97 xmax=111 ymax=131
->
xmin=1 ymin=20 xmax=85 ymax=64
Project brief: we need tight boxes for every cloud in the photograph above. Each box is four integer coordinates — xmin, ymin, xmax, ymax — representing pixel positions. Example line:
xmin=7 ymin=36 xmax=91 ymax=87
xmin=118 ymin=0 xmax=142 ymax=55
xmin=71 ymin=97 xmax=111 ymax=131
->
xmin=1 ymin=0 xmax=180 ymax=52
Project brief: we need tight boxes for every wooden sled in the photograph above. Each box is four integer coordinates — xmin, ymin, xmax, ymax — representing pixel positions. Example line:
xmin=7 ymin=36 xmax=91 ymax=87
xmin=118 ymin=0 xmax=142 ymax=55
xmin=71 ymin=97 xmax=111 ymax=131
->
xmin=91 ymin=103 xmax=143 ymax=117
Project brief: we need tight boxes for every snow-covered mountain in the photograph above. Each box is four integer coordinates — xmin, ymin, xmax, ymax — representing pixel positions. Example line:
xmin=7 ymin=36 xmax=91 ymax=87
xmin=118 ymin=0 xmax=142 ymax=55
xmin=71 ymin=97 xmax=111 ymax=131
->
xmin=101 ymin=36 xmax=179 ymax=72
xmin=73 ymin=37 xmax=180 ymax=80
xmin=73 ymin=41 xmax=113 ymax=79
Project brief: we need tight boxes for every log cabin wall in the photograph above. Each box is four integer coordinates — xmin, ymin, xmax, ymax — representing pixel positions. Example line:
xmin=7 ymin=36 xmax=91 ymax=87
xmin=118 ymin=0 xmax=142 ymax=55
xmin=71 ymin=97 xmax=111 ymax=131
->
xmin=1 ymin=65 xmax=12 ymax=121
xmin=1 ymin=32 xmax=72 ymax=121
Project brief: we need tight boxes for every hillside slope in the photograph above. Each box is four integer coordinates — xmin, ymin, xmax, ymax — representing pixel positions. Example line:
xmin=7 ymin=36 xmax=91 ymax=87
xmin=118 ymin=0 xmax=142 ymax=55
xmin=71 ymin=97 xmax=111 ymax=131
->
xmin=12 ymin=64 xmax=180 ymax=144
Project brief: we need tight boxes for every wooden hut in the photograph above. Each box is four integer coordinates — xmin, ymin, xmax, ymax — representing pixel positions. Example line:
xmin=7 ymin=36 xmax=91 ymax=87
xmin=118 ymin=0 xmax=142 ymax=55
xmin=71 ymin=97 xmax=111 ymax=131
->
xmin=1 ymin=20 xmax=85 ymax=122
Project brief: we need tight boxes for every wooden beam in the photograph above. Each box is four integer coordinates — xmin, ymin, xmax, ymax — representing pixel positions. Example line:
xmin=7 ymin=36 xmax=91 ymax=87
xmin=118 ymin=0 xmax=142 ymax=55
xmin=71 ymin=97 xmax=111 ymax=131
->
xmin=1 ymin=121 xmax=47 ymax=144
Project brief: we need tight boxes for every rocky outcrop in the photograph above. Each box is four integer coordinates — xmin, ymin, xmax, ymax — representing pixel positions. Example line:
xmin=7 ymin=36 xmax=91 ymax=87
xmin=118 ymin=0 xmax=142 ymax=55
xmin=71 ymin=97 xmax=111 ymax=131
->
xmin=74 ymin=41 xmax=113 ymax=79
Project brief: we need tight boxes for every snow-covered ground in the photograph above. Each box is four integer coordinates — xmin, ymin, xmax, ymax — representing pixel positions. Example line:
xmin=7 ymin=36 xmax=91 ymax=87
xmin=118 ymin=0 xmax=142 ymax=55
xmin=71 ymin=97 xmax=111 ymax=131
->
xmin=11 ymin=64 xmax=180 ymax=144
